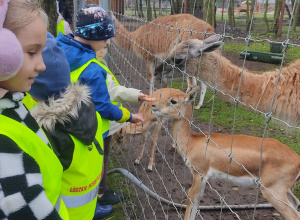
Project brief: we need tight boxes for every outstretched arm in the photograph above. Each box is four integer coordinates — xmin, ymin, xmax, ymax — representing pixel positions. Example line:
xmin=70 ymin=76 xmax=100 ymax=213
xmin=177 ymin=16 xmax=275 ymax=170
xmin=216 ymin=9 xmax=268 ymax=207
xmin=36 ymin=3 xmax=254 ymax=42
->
xmin=138 ymin=93 xmax=156 ymax=102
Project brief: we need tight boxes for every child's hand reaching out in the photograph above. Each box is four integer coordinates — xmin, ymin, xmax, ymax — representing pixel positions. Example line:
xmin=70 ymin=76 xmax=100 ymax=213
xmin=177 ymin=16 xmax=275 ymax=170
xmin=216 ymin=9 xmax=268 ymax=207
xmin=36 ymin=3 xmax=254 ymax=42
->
xmin=138 ymin=92 xmax=156 ymax=102
xmin=130 ymin=113 xmax=144 ymax=123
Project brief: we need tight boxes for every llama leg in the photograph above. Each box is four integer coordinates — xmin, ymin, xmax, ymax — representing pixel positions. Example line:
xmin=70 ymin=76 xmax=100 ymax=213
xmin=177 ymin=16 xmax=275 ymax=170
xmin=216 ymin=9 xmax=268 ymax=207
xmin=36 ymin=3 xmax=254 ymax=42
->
xmin=186 ymin=76 xmax=197 ymax=93
xmin=194 ymin=82 xmax=207 ymax=109
xmin=184 ymin=174 xmax=206 ymax=220
xmin=135 ymin=131 xmax=149 ymax=165
xmin=287 ymin=189 xmax=300 ymax=209
xmin=260 ymin=186 xmax=300 ymax=220
xmin=147 ymin=63 xmax=155 ymax=94
xmin=147 ymin=122 xmax=162 ymax=171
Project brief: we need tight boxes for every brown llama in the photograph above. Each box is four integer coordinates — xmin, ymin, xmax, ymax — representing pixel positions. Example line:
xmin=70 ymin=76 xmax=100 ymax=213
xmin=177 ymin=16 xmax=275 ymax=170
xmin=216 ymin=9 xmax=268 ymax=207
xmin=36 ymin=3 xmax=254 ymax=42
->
xmin=110 ymin=13 xmax=215 ymax=93
xmin=150 ymin=87 xmax=300 ymax=220
xmin=155 ymin=36 xmax=300 ymax=127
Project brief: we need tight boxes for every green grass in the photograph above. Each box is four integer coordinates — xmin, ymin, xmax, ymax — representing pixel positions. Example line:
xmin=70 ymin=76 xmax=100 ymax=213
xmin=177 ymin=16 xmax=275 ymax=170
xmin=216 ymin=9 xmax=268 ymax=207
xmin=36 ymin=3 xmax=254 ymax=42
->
xmin=222 ymin=41 xmax=300 ymax=68
xmin=101 ymin=162 xmax=138 ymax=220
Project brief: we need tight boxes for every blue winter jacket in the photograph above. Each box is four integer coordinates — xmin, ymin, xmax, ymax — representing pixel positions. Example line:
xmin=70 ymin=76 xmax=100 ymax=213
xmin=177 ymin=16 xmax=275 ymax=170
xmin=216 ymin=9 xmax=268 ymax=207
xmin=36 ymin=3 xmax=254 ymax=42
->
xmin=56 ymin=33 xmax=127 ymax=138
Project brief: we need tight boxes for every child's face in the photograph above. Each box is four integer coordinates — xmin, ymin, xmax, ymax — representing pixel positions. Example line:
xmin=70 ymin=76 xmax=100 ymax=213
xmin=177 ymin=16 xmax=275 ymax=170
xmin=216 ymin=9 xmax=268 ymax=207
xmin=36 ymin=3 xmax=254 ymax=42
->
xmin=0 ymin=17 xmax=47 ymax=93
xmin=91 ymin=39 xmax=110 ymax=52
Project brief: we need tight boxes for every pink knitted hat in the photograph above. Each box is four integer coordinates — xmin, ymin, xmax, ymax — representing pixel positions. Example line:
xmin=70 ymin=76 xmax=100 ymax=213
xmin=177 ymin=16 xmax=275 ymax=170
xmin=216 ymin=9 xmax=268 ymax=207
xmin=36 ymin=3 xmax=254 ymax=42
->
xmin=0 ymin=0 xmax=23 ymax=81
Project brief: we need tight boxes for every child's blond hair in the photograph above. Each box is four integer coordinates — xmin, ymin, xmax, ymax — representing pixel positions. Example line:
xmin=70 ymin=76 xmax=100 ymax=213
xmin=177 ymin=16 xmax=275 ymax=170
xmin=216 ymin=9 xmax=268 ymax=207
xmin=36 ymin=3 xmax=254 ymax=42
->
xmin=4 ymin=0 xmax=48 ymax=35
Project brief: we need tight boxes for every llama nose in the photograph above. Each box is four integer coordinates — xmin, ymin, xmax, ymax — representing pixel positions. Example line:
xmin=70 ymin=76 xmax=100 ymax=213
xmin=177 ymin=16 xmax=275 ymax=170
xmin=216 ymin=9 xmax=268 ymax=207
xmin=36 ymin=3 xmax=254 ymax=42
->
xmin=151 ymin=104 xmax=157 ymax=109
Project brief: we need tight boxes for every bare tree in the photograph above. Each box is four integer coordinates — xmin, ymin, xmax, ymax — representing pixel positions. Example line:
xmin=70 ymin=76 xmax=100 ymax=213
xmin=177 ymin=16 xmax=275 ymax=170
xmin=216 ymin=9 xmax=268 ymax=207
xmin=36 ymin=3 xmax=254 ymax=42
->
xmin=277 ymin=0 xmax=286 ymax=36
xmin=228 ymin=0 xmax=235 ymax=27
xmin=264 ymin=0 xmax=270 ymax=32
xmin=203 ymin=0 xmax=216 ymax=27
xmin=153 ymin=0 xmax=157 ymax=18
xmin=159 ymin=0 xmax=162 ymax=15
xmin=246 ymin=0 xmax=255 ymax=31
xmin=147 ymin=0 xmax=153 ymax=20
xmin=139 ymin=0 xmax=144 ymax=17
xmin=273 ymin=0 xmax=282 ymax=34
xmin=292 ymin=0 xmax=300 ymax=31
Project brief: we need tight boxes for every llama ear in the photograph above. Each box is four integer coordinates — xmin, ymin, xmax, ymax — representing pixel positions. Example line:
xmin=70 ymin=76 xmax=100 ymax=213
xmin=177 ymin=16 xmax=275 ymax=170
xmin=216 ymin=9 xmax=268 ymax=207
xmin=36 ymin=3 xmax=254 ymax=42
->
xmin=185 ymin=86 xmax=200 ymax=103
xmin=186 ymin=38 xmax=222 ymax=58
xmin=201 ymin=41 xmax=223 ymax=53
xmin=203 ymin=34 xmax=222 ymax=44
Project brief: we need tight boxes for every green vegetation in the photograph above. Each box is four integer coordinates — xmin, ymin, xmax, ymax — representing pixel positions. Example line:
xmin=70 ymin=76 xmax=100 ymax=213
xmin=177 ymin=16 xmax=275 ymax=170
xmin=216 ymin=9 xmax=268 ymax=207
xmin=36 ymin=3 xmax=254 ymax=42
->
xmin=222 ymin=42 xmax=300 ymax=65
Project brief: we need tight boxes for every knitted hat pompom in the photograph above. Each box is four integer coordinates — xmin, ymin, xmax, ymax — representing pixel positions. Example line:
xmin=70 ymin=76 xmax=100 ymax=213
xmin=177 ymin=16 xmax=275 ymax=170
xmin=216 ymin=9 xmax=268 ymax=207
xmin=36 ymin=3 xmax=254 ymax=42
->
xmin=0 ymin=0 xmax=23 ymax=81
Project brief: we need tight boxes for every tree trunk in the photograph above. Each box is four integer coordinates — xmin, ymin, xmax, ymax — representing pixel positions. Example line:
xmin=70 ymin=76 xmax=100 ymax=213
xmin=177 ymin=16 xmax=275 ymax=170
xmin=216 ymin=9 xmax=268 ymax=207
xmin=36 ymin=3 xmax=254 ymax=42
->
xmin=170 ymin=0 xmax=175 ymax=14
xmin=139 ymin=0 xmax=144 ymax=17
xmin=246 ymin=0 xmax=255 ymax=31
xmin=159 ymin=0 xmax=162 ymax=15
xmin=39 ymin=0 xmax=58 ymax=36
xmin=204 ymin=0 xmax=212 ymax=25
xmin=147 ymin=0 xmax=153 ymax=20
xmin=285 ymin=4 xmax=291 ymax=19
xmin=175 ymin=0 xmax=183 ymax=14
xmin=135 ymin=0 xmax=138 ymax=16
xmin=263 ymin=0 xmax=270 ymax=32
xmin=228 ymin=0 xmax=235 ymax=27
xmin=272 ymin=0 xmax=282 ymax=33
xmin=153 ymin=0 xmax=157 ymax=18
xmin=245 ymin=0 xmax=250 ymax=28
xmin=221 ymin=0 xmax=225 ymax=20
xmin=277 ymin=0 xmax=286 ymax=36
xmin=292 ymin=0 xmax=300 ymax=30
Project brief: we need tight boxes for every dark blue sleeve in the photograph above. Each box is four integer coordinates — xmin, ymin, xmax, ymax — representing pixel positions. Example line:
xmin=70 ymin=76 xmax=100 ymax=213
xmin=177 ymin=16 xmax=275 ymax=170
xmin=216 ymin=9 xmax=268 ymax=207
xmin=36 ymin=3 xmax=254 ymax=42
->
xmin=78 ymin=63 xmax=123 ymax=121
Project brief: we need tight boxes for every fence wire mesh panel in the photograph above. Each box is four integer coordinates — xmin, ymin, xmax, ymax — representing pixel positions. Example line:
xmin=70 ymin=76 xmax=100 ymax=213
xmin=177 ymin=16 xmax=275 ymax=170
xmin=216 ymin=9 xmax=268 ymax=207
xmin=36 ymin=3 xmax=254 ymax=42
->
xmin=74 ymin=0 xmax=300 ymax=219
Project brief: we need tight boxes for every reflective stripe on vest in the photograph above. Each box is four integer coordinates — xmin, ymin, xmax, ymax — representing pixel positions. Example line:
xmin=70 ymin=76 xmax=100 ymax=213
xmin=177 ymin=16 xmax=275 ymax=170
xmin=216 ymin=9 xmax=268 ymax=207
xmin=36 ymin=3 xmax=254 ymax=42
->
xmin=60 ymin=112 xmax=104 ymax=220
xmin=70 ymin=58 xmax=122 ymax=137
xmin=0 ymin=115 xmax=69 ymax=219
xmin=62 ymin=185 xmax=99 ymax=208
xmin=57 ymin=20 xmax=66 ymax=36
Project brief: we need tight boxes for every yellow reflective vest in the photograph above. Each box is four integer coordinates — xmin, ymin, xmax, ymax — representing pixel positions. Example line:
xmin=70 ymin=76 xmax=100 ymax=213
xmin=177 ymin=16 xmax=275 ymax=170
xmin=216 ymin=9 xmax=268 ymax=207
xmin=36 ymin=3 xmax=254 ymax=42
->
xmin=57 ymin=19 xmax=66 ymax=36
xmin=23 ymin=92 xmax=104 ymax=219
xmin=70 ymin=58 xmax=123 ymax=137
xmin=22 ymin=93 xmax=37 ymax=110
xmin=0 ymin=115 xmax=69 ymax=220
xmin=61 ymin=112 xmax=104 ymax=220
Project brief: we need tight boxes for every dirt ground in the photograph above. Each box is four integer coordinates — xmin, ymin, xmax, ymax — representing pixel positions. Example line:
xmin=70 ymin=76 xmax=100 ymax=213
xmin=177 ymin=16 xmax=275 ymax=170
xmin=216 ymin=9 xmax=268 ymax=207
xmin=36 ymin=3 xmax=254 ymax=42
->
xmin=105 ymin=17 xmax=296 ymax=219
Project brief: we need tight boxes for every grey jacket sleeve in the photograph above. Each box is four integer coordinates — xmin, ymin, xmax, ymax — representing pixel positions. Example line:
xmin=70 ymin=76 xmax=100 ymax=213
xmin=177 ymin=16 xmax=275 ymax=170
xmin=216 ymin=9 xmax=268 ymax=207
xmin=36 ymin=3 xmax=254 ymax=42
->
xmin=107 ymin=73 xmax=141 ymax=103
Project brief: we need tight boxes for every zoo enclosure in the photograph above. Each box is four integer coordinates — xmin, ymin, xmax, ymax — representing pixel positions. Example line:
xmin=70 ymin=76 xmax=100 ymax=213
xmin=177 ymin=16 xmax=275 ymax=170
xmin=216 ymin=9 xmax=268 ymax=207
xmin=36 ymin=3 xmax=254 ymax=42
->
xmin=60 ymin=0 xmax=300 ymax=219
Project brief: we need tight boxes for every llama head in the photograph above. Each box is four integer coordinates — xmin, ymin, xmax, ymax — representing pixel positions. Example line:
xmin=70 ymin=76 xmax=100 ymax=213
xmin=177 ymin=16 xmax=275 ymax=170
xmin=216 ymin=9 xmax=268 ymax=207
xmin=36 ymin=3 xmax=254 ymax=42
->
xmin=151 ymin=87 xmax=198 ymax=119
xmin=154 ymin=34 xmax=223 ymax=79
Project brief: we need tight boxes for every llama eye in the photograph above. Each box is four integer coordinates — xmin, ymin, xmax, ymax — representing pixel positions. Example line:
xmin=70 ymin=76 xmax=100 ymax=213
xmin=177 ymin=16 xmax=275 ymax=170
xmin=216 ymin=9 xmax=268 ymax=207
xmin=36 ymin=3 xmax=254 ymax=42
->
xmin=173 ymin=58 xmax=184 ymax=65
xmin=170 ymin=99 xmax=177 ymax=105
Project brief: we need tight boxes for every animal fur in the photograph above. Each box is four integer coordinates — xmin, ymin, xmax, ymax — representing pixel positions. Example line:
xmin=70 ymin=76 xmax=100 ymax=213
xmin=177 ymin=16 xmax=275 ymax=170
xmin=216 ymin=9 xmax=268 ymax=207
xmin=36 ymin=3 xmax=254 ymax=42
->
xmin=155 ymin=37 xmax=300 ymax=127
xmin=30 ymin=83 xmax=92 ymax=133
xmin=111 ymin=13 xmax=215 ymax=92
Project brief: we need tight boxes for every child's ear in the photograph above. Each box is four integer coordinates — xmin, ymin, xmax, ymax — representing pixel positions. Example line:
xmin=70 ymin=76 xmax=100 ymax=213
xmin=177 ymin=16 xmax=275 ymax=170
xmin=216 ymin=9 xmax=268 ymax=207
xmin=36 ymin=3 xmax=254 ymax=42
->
xmin=0 ymin=0 xmax=23 ymax=81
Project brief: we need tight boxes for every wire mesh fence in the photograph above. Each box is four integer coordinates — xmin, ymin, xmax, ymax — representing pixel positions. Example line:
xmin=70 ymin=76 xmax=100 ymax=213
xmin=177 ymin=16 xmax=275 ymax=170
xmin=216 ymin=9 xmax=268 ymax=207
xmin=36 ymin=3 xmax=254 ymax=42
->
xmin=72 ymin=0 xmax=300 ymax=219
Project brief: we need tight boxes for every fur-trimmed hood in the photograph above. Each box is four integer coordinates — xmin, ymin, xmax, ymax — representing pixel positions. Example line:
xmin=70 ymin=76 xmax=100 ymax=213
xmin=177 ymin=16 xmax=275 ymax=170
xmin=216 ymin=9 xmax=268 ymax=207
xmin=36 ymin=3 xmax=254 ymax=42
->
xmin=31 ymin=83 xmax=98 ymax=145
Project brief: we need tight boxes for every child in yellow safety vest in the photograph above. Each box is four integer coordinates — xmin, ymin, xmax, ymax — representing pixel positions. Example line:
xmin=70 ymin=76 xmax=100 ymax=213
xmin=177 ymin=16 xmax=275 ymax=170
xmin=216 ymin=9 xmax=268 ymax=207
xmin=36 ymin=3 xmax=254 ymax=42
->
xmin=27 ymin=32 xmax=113 ymax=220
xmin=0 ymin=0 xmax=68 ymax=219
xmin=56 ymin=5 xmax=155 ymax=218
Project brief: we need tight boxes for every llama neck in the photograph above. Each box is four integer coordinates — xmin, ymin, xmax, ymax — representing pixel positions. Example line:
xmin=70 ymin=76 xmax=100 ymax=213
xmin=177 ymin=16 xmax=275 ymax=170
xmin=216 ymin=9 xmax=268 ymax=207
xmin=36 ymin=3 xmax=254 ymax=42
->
xmin=202 ymin=52 xmax=271 ymax=110
xmin=172 ymin=106 xmax=193 ymax=154
xmin=113 ymin=17 xmax=133 ymax=51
